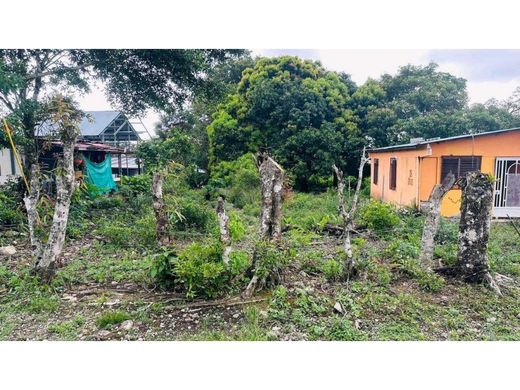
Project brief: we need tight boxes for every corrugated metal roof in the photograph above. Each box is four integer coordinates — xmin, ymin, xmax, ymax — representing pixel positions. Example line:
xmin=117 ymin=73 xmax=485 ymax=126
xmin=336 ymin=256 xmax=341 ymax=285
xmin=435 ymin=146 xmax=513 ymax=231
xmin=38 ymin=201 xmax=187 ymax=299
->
xmin=37 ymin=110 xmax=123 ymax=137
xmin=369 ymin=127 xmax=520 ymax=153
xmin=80 ymin=111 xmax=121 ymax=136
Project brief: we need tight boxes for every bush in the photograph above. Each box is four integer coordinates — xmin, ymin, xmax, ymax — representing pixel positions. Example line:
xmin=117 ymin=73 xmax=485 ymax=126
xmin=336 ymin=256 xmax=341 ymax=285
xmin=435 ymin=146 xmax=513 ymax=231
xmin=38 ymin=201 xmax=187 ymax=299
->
xmin=207 ymin=153 xmax=261 ymax=208
xmin=150 ymin=249 xmax=177 ymax=287
xmin=120 ymin=174 xmax=151 ymax=195
xmin=229 ymin=212 xmax=246 ymax=241
xmin=172 ymin=241 xmax=227 ymax=299
xmin=321 ymin=259 xmax=343 ymax=282
xmin=388 ymin=240 xmax=445 ymax=293
xmin=252 ymin=241 xmax=290 ymax=282
xmin=173 ymin=198 xmax=216 ymax=232
xmin=358 ymin=200 xmax=400 ymax=237
xmin=228 ymin=251 xmax=250 ymax=276
xmin=0 ymin=189 xmax=24 ymax=227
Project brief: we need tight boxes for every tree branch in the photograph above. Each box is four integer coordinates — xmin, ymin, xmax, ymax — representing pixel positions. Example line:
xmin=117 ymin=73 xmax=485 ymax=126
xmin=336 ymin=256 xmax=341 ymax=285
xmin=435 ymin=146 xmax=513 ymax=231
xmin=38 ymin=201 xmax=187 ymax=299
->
xmin=24 ymin=63 xmax=92 ymax=81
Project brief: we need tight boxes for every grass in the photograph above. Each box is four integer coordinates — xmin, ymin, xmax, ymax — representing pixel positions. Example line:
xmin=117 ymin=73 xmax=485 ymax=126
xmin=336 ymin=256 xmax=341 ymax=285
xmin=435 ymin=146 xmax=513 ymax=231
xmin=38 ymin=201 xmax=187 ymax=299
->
xmin=96 ymin=311 xmax=131 ymax=329
xmin=0 ymin=180 xmax=519 ymax=341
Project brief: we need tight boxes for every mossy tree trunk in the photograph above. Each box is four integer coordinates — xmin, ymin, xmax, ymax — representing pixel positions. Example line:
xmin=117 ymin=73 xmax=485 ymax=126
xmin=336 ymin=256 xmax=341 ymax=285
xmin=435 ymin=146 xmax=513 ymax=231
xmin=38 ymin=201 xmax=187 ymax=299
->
xmin=30 ymin=95 xmax=82 ymax=281
xmin=437 ymin=171 xmax=501 ymax=295
xmin=243 ymin=152 xmax=284 ymax=298
xmin=216 ymin=196 xmax=231 ymax=264
xmin=152 ymin=171 xmax=170 ymax=246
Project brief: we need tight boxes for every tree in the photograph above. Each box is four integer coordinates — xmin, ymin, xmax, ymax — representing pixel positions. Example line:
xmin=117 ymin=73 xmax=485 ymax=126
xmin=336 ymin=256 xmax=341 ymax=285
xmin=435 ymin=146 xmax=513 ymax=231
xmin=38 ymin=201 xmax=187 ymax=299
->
xmin=24 ymin=95 xmax=83 ymax=280
xmin=207 ymin=56 xmax=360 ymax=190
xmin=154 ymin=53 xmax=255 ymax=172
xmin=0 ymin=49 xmax=243 ymax=277
xmin=136 ymin=128 xmax=195 ymax=245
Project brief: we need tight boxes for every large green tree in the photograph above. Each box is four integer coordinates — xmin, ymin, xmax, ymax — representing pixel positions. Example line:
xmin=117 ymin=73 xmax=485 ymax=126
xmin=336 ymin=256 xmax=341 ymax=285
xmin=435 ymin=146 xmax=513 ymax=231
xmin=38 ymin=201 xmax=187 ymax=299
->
xmin=207 ymin=56 xmax=361 ymax=190
xmin=0 ymin=49 xmax=243 ymax=166
xmin=351 ymin=63 xmax=520 ymax=147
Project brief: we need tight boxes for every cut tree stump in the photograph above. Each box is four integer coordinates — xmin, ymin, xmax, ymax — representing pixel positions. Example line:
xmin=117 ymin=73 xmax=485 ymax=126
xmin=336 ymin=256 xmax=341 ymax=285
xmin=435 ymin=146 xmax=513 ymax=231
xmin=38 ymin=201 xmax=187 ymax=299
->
xmin=435 ymin=171 xmax=501 ymax=295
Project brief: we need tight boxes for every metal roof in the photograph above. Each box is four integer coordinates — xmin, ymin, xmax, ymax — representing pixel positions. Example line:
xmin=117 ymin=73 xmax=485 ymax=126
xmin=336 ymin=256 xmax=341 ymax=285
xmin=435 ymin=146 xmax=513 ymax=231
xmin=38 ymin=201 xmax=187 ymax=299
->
xmin=36 ymin=110 xmax=129 ymax=137
xmin=369 ymin=127 xmax=520 ymax=153
xmin=80 ymin=111 xmax=122 ymax=136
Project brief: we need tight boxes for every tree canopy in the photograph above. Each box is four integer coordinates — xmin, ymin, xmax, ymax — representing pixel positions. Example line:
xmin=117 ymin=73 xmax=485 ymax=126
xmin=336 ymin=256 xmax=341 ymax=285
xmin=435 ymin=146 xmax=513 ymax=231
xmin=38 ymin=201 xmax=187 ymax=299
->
xmin=0 ymin=49 xmax=244 ymax=163
xmin=208 ymin=56 xmax=361 ymax=190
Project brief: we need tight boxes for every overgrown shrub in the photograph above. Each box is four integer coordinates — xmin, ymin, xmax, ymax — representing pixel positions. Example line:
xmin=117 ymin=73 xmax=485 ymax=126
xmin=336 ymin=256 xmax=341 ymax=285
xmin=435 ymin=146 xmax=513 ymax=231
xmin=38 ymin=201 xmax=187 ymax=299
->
xmin=173 ymin=198 xmax=216 ymax=232
xmin=358 ymin=200 xmax=400 ymax=237
xmin=321 ymin=259 xmax=343 ymax=282
xmin=387 ymin=239 xmax=445 ymax=292
xmin=207 ymin=153 xmax=260 ymax=208
xmin=0 ymin=185 xmax=24 ymax=227
xmin=120 ymin=174 xmax=151 ymax=196
xmin=229 ymin=212 xmax=246 ymax=241
xmin=149 ymin=241 xmax=251 ymax=299
xmin=250 ymin=241 xmax=292 ymax=289
xmin=172 ymin=242 xmax=226 ymax=299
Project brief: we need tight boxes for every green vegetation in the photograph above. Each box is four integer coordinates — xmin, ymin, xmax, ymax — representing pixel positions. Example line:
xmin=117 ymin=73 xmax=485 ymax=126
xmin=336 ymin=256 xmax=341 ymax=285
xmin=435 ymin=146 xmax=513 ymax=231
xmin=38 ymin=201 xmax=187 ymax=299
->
xmin=97 ymin=311 xmax=131 ymax=329
xmin=1 ymin=50 xmax=520 ymax=342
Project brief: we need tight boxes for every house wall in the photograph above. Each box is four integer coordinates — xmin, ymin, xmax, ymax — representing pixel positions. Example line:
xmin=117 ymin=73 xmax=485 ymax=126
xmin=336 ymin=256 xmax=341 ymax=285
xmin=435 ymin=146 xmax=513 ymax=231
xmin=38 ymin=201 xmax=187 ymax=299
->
xmin=0 ymin=148 xmax=21 ymax=185
xmin=369 ymin=148 xmax=427 ymax=209
xmin=370 ymin=130 xmax=520 ymax=217
xmin=422 ymin=131 xmax=520 ymax=217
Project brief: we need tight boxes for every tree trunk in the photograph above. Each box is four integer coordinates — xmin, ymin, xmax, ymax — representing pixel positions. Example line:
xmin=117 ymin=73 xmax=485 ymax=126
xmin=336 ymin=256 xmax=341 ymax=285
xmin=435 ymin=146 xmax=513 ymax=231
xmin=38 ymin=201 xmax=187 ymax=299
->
xmin=242 ymin=153 xmax=284 ymax=299
xmin=436 ymin=171 xmax=501 ymax=295
xmin=33 ymin=128 xmax=78 ymax=281
xmin=258 ymin=152 xmax=284 ymax=241
xmin=152 ymin=171 xmax=170 ymax=246
xmin=216 ymin=196 xmax=232 ymax=264
xmin=332 ymin=146 xmax=369 ymax=279
xmin=24 ymin=164 xmax=42 ymax=260
xmin=419 ymin=172 xmax=456 ymax=268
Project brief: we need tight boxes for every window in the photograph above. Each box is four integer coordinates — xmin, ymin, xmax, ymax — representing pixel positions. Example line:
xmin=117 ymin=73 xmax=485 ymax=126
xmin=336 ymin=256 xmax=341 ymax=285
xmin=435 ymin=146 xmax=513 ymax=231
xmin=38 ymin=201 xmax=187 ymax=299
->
xmin=373 ymin=158 xmax=379 ymax=185
xmin=389 ymin=158 xmax=397 ymax=190
xmin=441 ymin=156 xmax=481 ymax=181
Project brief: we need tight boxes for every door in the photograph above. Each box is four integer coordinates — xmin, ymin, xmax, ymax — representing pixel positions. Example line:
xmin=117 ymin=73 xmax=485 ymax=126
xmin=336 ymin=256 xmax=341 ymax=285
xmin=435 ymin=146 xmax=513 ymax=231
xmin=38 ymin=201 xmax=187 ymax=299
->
xmin=494 ymin=158 xmax=520 ymax=217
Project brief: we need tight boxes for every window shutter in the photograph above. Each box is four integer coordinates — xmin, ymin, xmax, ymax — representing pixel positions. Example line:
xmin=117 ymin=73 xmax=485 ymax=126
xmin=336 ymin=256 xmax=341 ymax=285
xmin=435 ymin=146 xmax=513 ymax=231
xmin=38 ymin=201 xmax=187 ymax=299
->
xmin=389 ymin=158 xmax=397 ymax=190
xmin=459 ymin=156 xmax=481 ymax=178
xmin=441 ymin=156 xmax=482 ymax=181
xmin=373 ymin=159 xmax=379 ymax=185
xmin=441 ymin=157 xmax=460 ymax=181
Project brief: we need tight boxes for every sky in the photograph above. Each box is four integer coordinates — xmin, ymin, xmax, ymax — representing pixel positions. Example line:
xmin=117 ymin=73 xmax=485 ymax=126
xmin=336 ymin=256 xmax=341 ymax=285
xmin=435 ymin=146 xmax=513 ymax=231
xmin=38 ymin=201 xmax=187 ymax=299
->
xmin=76 ymin=49 xmax=520 ymax=136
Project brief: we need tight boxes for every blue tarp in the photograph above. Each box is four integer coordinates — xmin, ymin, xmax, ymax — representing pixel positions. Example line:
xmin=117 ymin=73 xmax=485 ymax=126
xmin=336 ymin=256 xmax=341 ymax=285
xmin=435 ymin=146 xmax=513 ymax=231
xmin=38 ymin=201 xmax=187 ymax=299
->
xmin=84 ymin=153 xmax=117 ymax=195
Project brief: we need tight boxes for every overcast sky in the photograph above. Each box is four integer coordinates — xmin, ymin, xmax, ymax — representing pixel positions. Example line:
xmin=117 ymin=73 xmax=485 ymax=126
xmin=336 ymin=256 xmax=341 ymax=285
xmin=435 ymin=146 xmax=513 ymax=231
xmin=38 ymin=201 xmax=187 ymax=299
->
xmin=76 ymin=49 xmax=520 ymax=135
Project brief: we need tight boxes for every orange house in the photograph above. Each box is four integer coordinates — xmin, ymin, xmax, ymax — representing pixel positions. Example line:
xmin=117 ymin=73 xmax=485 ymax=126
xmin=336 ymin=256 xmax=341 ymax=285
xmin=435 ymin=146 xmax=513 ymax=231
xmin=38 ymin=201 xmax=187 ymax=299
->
xmin=368 ymin=128 xmax=520 ymax=218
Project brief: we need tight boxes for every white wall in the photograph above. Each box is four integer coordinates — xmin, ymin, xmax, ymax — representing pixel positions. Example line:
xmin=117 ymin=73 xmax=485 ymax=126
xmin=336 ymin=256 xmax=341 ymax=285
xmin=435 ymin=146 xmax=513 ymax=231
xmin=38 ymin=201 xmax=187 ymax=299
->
xmin=0 ymin=148 xmax=21 ymax=185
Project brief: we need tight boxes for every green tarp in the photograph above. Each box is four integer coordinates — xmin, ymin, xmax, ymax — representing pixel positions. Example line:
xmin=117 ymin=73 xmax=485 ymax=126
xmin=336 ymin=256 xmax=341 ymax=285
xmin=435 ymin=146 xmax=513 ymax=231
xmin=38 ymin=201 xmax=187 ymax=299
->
xmin=84 ymin=153 xmax=117 ymax=195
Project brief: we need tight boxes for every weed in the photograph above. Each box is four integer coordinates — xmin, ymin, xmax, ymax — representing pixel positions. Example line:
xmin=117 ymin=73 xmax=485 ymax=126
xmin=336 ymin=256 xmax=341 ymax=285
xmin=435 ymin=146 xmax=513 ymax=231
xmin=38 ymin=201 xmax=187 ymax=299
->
xmin=97 ymin=311 xmax=131 ymax=329
xmin=321 ymin=259 xmax=343 ymax=282
xmin=358 ymin=200 xmax=400 ymax=237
